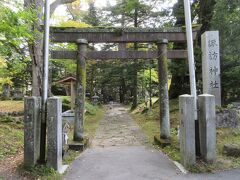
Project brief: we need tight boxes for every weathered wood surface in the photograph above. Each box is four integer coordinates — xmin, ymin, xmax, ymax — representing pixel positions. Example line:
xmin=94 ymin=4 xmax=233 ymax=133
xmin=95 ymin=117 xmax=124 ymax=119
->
xmin=50 ymin=27 xmax=199 ymax=43
xmin=51 ymin=50 xmax=188 ymax=60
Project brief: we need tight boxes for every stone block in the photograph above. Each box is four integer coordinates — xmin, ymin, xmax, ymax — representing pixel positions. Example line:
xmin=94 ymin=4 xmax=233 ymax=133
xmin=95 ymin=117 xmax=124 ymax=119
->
xmin=216 ymin=108 xmax=239 ymax=128
xmin=68 ymin=137 xmax=89 ymax=151
xmin=179 ymin=95 xmax=196 ymax=167
xmin=201 ymin=31 xmax=221 ymax=106
xmin=154 ymin=135 xmax=171 ymax=148
xmin=24 ymin=97 xmax=41 ymax=167
xmin=47 ymin=97 xmax=67 ymax=173
xmin=223 ymin=144 xmax=240 ymax=157
xmin=198 ymin=94 xmax=216 ymax=163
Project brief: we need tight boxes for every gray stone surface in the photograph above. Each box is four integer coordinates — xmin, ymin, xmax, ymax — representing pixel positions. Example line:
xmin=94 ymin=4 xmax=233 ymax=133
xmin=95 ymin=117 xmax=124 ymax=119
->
xmin=157 ymin=39 xmax=170 ymax=139
xmin=74 ymin=39 xmax=88 ymax=141
xmin=47 ymin=97 xmax=63 ymax=172
xmin=202 ymin=31 xmax=221 ymax=106
xmin=223 ymin=144 xmax=240 ymax=157
xmin=216 ymin=108 xmax=239 ymax=128
xmin=64 ymin=146 xmax=181 ymax=180
xmin=24 ymin=97 xmax=41 ymax=167
xmin=198 ymin=94 xmax=216 ymax=163
xmin=62 ymin=110 xmax=74 ymax=124
xmin=179 ymin=95 xmax=196 ymax=167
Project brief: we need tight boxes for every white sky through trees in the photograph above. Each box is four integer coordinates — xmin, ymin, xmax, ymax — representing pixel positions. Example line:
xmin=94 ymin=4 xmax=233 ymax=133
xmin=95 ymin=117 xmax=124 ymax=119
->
xmin=53 ymin=0 xmax=178 ymax=24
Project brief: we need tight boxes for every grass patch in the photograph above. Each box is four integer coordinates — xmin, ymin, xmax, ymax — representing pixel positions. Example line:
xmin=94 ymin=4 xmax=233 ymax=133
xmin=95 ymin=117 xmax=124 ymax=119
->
xmin=0 ymin=97 xmax=104 ymax=179
xmin=131 ymin=98 xmax=240 ymax=173
xmin=84 ymin=105 xmax=104 ymax=140
xmin=0 ymin=100 xmax=24 ymax=113
xmin=0 ymin=115 xmax=23 ymax=160
xmin=66 ymin=102 xmax=104 ymax=142
xmin=18 ymin=164 xmax=62 ymax=180
xmin=63 ymin=150 xmax=81 ymax=165
xmin=131 ymin=98 xmax=180 ymax=162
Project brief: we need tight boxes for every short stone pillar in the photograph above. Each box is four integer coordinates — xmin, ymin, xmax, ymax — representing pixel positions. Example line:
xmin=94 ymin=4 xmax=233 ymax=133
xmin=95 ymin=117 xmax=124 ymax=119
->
xmin=179 ymin=95 xmax=196 ymax=167
xmin=198 ymin=94 xmax=216 ymax=163
xmin=47 ymin=97 xmax=67 ymax=173
xmin=24 ymin=97 xmax=41 ymax=167
xmin=74 ymin=39 xmax=88 ymax=141
xmin=201 ymin=31 xmax=221 ymax=106
xmin=157 ymin=39 xmax=170 ymax=140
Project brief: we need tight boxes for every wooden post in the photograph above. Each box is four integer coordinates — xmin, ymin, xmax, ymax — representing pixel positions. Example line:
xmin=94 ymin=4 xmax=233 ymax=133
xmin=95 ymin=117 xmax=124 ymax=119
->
xmin=157 ymin=39 xmax=170 ymax=140
xmin=74 ymin=39 xmax=88 ymax=141
xmin=70 ymin=80 xmax=75 ymax=110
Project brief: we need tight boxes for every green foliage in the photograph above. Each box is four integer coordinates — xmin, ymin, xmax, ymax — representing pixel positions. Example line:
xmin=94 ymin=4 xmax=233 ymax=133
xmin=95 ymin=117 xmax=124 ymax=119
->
xmin=85 ymin=102 xmax=98 ymax=115
xmin=82 ymin=1 xmax=100 ymax=26
xmin=211 ymin=0 xmax=240 ymax=102
xmin=0 ymin=3 xmax=36 ymax=90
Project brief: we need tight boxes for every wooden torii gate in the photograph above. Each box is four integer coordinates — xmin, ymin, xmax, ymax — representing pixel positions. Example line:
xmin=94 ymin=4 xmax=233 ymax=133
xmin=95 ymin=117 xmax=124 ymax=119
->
xmin=50 ymin=27 xmax=199 ymax=143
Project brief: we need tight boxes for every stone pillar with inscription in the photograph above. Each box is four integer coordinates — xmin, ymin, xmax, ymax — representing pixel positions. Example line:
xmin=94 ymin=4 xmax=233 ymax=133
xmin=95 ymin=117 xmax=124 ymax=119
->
xmin=24 ymin=97 xmax=41 ymax=167
xmin=47 ymin=97 xmax=68 ymax=174
xmin=179 ymin=95 xmax=196 ymax=167
xmin=201 ymin=31 xmax=221 ymax=106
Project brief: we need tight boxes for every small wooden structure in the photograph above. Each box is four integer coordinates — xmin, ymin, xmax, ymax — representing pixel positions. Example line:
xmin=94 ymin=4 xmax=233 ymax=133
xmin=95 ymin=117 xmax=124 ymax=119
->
xmin=57 ymin=76 xmax=76 ymax=110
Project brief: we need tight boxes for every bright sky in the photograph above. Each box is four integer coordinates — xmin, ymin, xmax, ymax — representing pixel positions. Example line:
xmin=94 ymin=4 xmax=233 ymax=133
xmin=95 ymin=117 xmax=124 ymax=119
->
xmin=53 ymin=0 xmax=178 ymax=24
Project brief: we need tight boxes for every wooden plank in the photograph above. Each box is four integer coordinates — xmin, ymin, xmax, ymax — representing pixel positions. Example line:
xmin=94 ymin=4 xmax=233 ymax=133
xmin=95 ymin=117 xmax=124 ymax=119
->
xmin=50 ymin=27 xmax=199 ymax=43
xmin=51 ymin=50 xmax=188 ymax=60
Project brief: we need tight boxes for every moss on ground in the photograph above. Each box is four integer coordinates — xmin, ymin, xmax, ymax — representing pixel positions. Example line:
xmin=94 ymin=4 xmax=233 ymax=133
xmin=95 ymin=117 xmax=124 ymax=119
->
xmin=131 ymin=98 xmax=240 ymax=173
xmin=0 ymin=115 xmax=23 ymax=160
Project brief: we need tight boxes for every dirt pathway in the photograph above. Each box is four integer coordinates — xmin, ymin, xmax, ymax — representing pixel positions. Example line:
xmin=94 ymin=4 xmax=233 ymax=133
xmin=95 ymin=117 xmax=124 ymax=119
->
xmin=91 ymin=104 xmax=148 ymax=147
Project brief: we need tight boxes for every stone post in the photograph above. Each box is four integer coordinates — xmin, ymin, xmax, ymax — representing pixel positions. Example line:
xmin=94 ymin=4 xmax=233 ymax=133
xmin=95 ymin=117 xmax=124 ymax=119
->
xmin=24 ymin=97 xmax=41 ymax=167
xmin=198 ymin=94 xmax=216 ymax=163
xmin=74 ymin=39 xmax=88 ymax=141
xmin=47 ymin=97 xmax=67 ymax=173
xmin=201 ymin=31 xmax=221 ymax=106
xmin=157 ymin=39 xmax=170 ymax=140
xmin=179 ymin=95 xmax=196 ymax=167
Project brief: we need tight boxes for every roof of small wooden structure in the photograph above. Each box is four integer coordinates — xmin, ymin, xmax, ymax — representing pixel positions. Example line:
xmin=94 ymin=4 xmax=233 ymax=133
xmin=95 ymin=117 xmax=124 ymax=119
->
xmin=56 ymin=76 xmax=76 ymax=85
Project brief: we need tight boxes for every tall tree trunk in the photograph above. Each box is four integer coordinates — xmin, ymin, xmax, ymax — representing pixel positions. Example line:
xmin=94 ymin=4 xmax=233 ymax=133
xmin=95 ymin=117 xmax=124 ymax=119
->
xmin=198 ymin=0 xmax=216 ymax=43
xmin=24 ymin=0 xmax=77 ymax=96
xmin=149 ymin=61 xmax=152 ymax=108
xmin=131 ymin=6 xmax=139 ymax=109
xmin=24 ymin=0 xmax=44 ymax=96
xmin=120 ymin=77 xmax=126 ymax=103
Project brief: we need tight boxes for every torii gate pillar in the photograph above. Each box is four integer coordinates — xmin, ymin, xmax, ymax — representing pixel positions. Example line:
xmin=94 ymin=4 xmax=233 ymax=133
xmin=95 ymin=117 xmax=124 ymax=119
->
xmin=157 ymin=39 xmax=171 ymax=140
xmin=74 ymin=39 xmax=88 ymax=141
